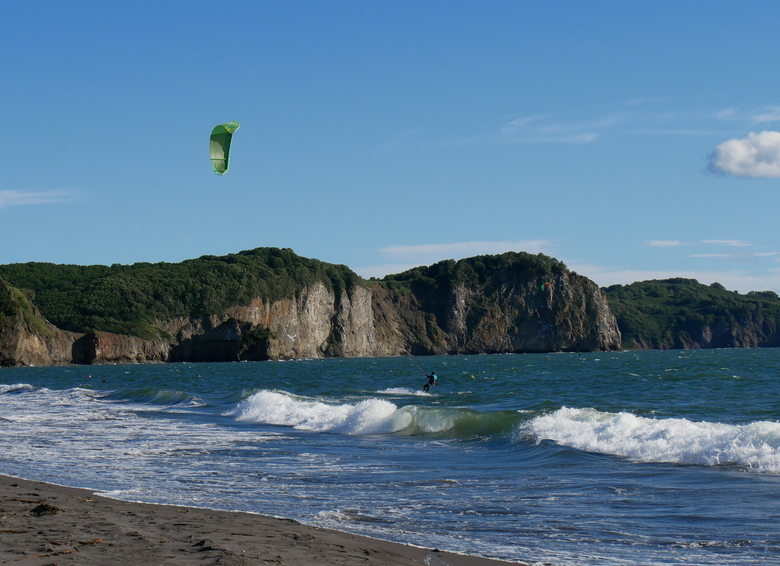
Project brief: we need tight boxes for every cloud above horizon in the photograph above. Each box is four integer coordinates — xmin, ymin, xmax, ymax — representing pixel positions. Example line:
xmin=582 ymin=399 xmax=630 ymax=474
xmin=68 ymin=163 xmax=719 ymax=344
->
xmin=708 ymin=131 xmax=780 ymax=177
xmin=700 ymin=239 xmax=751 ymax=247
xmin=0 ymin=189 xmax=82 ymax=208
xmin=497 ymin=113 xmax=622 ymax=144
xmin=647 ymin=238 xmax=779 ymax=263
xmin=649 ymin=239 xmax=754 ymax=249
xmin=568 ymin=261 xmax=780 ymax=294
xmin=649 ymin=240 xmax=683 ymax=247
xmin=751 ymin=106 xmax=780 ymax=124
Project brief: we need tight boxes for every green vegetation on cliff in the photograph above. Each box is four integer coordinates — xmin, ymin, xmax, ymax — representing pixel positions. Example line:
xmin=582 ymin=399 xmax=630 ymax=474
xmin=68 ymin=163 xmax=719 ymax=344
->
xmin=605 ymin=278 xmax=780 ymax=349
xmin=381 ymin=252 xmax=567 ymax=296
xmin=7 ymin=247 xmax=779 ymax=352
xmin=379 ymin=252 xmax=572 ymax=347
xmin=0 ymin=279 xmax=51 ymax=337
xmin=0 ymin=248 xmax=361 ymax=340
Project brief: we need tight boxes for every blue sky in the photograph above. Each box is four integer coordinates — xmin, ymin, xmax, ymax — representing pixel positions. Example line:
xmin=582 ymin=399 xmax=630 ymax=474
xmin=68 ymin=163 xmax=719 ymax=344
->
xmin=3 ymin=1 xmax=780 ymax=293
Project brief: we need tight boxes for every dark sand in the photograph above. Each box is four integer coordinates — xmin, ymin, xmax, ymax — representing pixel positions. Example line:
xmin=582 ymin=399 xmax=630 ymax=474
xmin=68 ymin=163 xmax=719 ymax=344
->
xmin=0 ymin=475 xmax=522 ymax=565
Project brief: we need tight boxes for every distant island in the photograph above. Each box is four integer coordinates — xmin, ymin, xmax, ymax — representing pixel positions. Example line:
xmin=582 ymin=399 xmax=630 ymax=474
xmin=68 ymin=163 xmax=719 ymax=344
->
xmin=1 ymin=247 xmax=778 ymax=367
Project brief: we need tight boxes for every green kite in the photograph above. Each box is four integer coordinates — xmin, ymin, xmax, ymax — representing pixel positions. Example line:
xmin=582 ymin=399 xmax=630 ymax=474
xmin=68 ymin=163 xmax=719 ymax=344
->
xmin=209 ymin=121 xmax=240 ymax=175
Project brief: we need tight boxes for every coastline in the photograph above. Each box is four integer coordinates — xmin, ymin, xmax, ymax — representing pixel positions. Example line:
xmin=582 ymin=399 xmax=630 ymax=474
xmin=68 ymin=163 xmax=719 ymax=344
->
xmin=0 ymin=474 xmax=522 ymax=565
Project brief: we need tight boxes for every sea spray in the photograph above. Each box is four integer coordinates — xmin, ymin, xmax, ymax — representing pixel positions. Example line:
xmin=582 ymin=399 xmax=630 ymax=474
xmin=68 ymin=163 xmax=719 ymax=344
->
xmin=526 ymin=407 xmax=780 ymax=471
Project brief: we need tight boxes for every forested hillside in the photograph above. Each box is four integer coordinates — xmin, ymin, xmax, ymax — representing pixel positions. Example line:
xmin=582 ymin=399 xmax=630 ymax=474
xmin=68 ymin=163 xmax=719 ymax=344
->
xmin=382 ymin=251 xmax=566 ymax=293
xmin=6 ymin=247 xmax=778 ymax=359
xmin=0 ymin=248 xmax=621 ymax=365
xmin=605 ymin=278 xmax=780 ymax=349
xmin=0 ymin=248 xmax=360 ymax=340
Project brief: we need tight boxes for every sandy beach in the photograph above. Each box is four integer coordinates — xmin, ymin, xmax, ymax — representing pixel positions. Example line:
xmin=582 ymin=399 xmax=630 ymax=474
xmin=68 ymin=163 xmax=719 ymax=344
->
xmin=0 ymin=475 xmax=521 ymax=565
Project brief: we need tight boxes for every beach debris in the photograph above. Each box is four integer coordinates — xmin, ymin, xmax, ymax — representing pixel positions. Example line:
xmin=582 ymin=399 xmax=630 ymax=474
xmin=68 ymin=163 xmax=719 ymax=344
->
xmin=192 ymin=539 xmax=218 ymax=551
xmin=210 ymin=121 xmax=240 ymax=175
xmin=424 ymin=553 xmax=450 ymax=566
xmin=29 ymin=503 xmax=62 ymax=516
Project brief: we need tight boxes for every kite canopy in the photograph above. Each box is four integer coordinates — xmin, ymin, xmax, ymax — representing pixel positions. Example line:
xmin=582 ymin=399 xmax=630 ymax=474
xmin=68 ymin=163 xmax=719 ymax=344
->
xmin=209 ymin=121 xmax=240 ymax=175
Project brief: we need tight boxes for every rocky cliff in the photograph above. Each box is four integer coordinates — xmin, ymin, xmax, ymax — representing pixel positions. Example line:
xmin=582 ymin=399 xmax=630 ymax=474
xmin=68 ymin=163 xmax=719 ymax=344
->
xmin=0 ymin=279 xmax=79 ymax=366
xmin=605 ymin=278 xmax=780 ymax=350
xmin=371 ymin=268 xmax=620 ymax=355
xmin=627 ymin=314 xmax=780 ymax=350
xmin=0 ymin=251 xmax=622 ymax=366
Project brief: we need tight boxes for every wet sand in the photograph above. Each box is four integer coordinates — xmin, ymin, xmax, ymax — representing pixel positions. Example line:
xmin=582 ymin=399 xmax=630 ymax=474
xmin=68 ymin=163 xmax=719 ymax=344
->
xmin=0 ymin=475 xmax=522 ymax=565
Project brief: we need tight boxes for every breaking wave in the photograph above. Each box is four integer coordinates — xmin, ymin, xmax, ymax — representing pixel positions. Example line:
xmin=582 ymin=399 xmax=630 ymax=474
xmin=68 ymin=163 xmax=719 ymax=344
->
xmin=377 ymin=387 xmax=431 ymax=397
xmin=104 ymin=387 xmax=205 ymax=407
xmin=0 ymin=383 xmax=36 ymax=395
xmin=225 ymin=390 xmax=520 ymax=438
xmin=526 ymin=407 xmax=780 ymax=472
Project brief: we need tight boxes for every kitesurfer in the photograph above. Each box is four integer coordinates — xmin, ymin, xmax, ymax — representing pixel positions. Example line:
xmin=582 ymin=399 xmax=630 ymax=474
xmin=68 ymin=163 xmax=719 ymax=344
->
xmin=423 ymin=371 xmax=438 ymax=392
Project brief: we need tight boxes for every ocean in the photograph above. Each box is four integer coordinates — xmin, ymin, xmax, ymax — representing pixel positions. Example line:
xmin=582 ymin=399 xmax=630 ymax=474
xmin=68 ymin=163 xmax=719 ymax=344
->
xmin=2 ymin=349 xmax=780 ymax=565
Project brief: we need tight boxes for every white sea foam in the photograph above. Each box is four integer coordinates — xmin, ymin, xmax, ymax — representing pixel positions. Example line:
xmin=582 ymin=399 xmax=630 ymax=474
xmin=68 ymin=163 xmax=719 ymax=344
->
xmin=0 ymin=385 xmax=273 ymax=484
xmin=526 ymin=407 xmax=780 ymax=472
xmin=377 ymin=387 xmax=431 ymax=396
xmin=0 ymin=383 xmax=36 ymax=394
xmin=226 ymin=390 xmax=413 ymax=434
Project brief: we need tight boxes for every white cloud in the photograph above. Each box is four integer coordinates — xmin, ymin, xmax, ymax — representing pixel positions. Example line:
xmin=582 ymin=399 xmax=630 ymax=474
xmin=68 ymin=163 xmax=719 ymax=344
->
xmin=495 ymin=113 xmax=624 ymax=145
xmin=700 ymin=239 xmax=752 ymax=247
xmin=716 ymin=107 xmax=738 ymax=120
xmin=649 ymin=240 xmax=683 ymax=247
xmin=708 ymin=131 xmax=780 ymax=178
xmin=0 ymin=189 xmax=82 ymax=208
xmin=501 ymin=115 xmax=548 ymax=132
xmin=714 ymin=106 xmax=780 ymax=124
xmin=751 ymin=106 xmax=780 ymax=124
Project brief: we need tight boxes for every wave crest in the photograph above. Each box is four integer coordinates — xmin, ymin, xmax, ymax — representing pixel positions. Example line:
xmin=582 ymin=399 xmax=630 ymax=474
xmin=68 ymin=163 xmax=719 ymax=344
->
xmin=0 ymin=383 xmax=36 ymax=395
xmin=226 ymin=390 xmax=411 ymax=434
xmin=225 ymin=390 xmax=521 ymax=439
xmin=526 ymin=407 xmax=780 ymax=471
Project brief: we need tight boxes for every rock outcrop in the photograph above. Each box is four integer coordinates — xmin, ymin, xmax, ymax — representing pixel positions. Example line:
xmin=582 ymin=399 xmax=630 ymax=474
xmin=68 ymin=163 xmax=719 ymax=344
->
xmin=628 ymin=314 xmax=780 ymax=350
xmin=0 ymin=279 xmax=80 ymax=367
xmin=0 ymin=254 xmax=622 ymax=366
